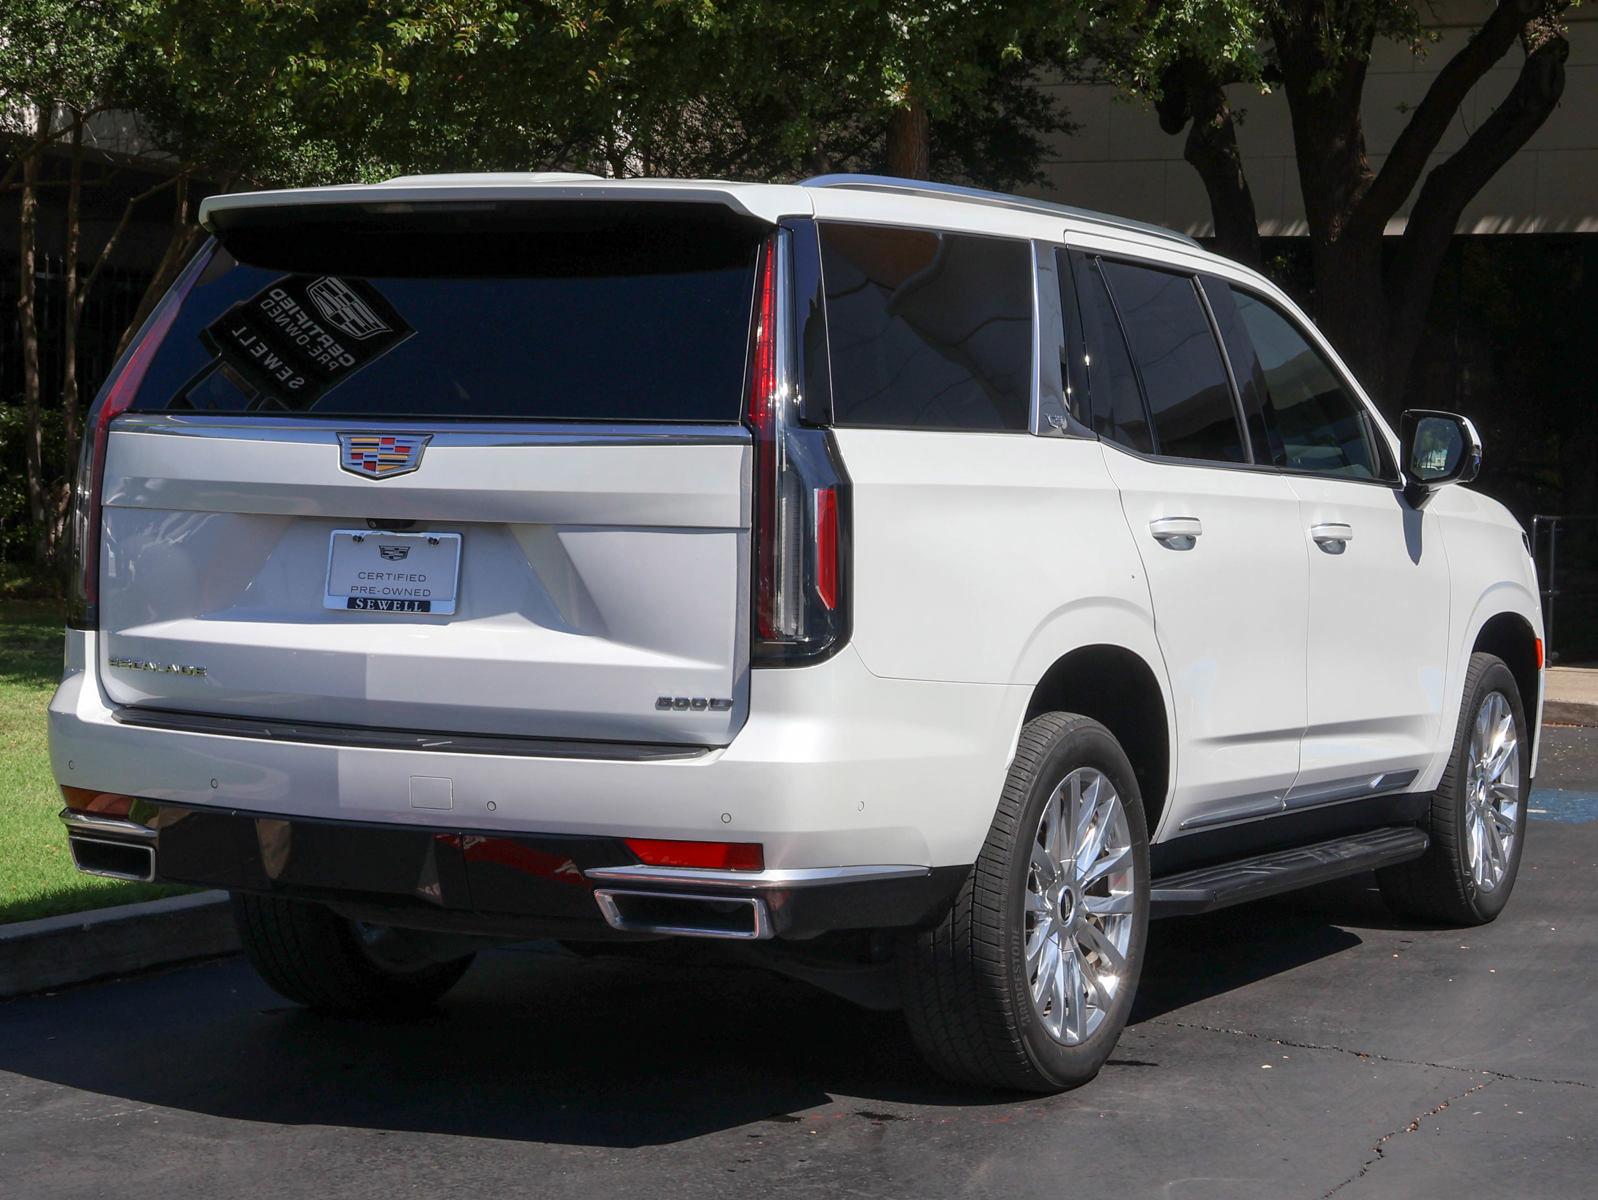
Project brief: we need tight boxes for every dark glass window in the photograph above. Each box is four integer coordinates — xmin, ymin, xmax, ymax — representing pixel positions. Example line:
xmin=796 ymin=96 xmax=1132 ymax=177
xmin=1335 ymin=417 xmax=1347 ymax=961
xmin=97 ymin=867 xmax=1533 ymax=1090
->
xmin=1073 ymin=255 xmax=1151 ymax=452
xmin=1199 ymin=276 xmax=1281 ymax=464
xmin=1099 ymin=260 xmax=1244 ymax=463
xmin=1230 ymin=289 xmax=1380 ymax=479
xmin=130 ymin=211 xmax=760 ymax=422
xmin=819 ymin=223 xmax=1032 ymax=431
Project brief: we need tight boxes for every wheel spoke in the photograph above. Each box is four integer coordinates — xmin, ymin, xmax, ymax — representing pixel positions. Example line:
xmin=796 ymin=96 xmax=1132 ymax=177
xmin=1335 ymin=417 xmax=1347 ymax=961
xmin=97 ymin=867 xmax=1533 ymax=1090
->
xmin=1062 ymin=774 xmax=1082 ymax=864
xmin=1030 ymin=840 xmax=1057 ymax=887
xmin=1034 ymin=934 xmax=1060 ymax=1002
xmin=1077 ymin=919 xmax=1128 ymax=978
xmin=1083 ymin=892 xmax=1135 ymax=917
xmin=1081 ymin=843 xmax=1132 ymax=888
xmin=1063 ymin=947 xmax=1086 ymax=1043
xmin=1078 ymin=948 xmax=1114 ymax=1012
xmin=1040 ymin=789 xmax=1063 ymax=870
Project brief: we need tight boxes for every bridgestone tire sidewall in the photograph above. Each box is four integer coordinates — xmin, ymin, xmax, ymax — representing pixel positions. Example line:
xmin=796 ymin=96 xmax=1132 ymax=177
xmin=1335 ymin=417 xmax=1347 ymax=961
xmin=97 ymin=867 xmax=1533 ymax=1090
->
xmin=1451 ymin=660 xmax=1531 ymax=922
xmin=1004 ymin=721 xmax=1151 ymax=1086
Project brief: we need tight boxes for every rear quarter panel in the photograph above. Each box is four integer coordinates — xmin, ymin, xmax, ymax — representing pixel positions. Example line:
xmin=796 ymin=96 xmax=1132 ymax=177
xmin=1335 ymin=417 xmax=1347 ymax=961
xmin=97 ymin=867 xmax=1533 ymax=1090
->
xmin=829 ymin=427 xmax=1175 ymax=795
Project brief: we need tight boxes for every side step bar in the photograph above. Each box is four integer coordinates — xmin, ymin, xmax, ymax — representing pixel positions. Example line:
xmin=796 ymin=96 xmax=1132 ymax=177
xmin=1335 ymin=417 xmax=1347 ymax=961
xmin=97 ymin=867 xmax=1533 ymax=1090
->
xmin=1150 ymin=826 xmax=1430 ymax=918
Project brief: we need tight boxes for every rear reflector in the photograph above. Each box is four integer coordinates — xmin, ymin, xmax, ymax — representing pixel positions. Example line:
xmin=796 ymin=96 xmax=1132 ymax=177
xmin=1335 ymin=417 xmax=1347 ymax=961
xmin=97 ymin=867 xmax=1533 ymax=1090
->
xmin=1536 ymin=637 xmax=1545 ymax=670
xmin=623 ymin=838 xmax=764 ymax=871
xmin=814 ymin=487 xmax=839 ymax=611
xmin=60 ymin=787 xmax=135 ymax=818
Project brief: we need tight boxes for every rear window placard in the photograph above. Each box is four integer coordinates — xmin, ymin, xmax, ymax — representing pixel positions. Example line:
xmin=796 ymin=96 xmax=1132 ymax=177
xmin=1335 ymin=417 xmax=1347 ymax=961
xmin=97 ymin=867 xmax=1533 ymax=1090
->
xmin=197 ymin=275 xmax=413 ymax=409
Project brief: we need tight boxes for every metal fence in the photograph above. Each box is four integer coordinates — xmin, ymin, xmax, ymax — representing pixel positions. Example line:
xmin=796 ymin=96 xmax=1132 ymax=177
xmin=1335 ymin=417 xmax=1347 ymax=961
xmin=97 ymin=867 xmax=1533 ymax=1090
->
xmin=1533 ymin=514 xmax=1598 ymax=665
xmin=0 ymin=253 xmax=154 ymax=406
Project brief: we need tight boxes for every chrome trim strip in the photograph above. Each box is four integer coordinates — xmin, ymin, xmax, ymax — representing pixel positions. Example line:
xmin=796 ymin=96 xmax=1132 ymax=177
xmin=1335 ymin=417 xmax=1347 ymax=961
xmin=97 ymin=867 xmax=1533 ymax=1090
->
xmin=802 ymin=174 xmax=1200 ymax=248
xmin=66 ymin=836 xmax=157 ymax=883
xmin=1177 ymin=793 xmax=1285 ymax=832
xmin=1177 ymin=769 xmax=1423 ymax=833
xmin=592 ymin=889 xmax=773 ymax=941
xmin=583 ymin=863 xmax=931 ymax=889
xmin=110 ymin=707 xmax=713 ymax=762
xmin=59 ymin=808 xmax=157 ymax=841
xmin=1283 ymin=769 xmax=1420 ymax=811
xmin=112 ymin=413 xmax=751 ymax=447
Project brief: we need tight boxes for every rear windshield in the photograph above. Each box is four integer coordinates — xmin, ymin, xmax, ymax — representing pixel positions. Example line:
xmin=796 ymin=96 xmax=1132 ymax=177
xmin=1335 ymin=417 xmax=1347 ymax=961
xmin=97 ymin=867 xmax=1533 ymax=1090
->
xmin=132 ymin=205 xmax=761 ymax=422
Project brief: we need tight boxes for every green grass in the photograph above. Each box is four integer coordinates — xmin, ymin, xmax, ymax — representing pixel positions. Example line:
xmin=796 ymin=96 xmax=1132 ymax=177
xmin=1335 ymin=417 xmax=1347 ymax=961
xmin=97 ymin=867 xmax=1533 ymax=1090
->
xmin=0 ymin=599 xmax=189 ymax=923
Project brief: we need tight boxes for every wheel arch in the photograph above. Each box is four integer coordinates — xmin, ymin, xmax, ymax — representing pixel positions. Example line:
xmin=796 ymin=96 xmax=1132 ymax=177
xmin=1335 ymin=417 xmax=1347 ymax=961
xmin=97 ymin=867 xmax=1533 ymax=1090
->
xmin=1023 ymin=644 xmax=1172 ymax=839
xmin=1471 ymin=610 xmax=1541 ymax=761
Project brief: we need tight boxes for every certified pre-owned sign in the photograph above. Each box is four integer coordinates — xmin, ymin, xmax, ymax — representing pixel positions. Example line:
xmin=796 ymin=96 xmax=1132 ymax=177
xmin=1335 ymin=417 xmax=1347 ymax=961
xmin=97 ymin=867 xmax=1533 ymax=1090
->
xmin=185 ymin=274 xmax=414 ymax=410
xmin=324 ymin=531 xmax=462 ymax=615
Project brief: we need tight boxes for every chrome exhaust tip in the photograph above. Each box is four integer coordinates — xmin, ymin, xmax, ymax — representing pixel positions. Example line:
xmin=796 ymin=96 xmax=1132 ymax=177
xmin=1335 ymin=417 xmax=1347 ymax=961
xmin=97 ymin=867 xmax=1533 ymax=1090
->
xmin=593 ymin=889 xmax=773 ymax=940
xmin=67 ymin=835 xmax=156 ymax=883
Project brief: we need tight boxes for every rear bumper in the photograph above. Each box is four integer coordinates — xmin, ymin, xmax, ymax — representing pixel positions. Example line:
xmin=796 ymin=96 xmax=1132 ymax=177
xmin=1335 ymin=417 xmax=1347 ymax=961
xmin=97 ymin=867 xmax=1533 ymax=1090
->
xmin=51 ymin=630 xmax=1026 ymax=874
xmin=59 ymin=802 xmax=967 ymax=940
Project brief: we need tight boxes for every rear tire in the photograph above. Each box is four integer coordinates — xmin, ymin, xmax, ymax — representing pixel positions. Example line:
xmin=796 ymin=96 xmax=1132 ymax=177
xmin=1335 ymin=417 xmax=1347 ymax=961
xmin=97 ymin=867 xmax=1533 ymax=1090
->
xmin=898 ymin=713 xmax=1150 ymax=1093
xmin=1377 ymin=652 xmax=1530 ymax=925
xmin=232 ymin=893 xmax=474 ymax=1014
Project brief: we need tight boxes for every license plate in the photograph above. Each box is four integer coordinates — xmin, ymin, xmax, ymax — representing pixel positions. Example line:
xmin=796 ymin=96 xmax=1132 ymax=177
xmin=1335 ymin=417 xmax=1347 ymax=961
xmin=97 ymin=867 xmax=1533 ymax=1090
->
xmin=324 ymin=530 xmax=461 ymax=615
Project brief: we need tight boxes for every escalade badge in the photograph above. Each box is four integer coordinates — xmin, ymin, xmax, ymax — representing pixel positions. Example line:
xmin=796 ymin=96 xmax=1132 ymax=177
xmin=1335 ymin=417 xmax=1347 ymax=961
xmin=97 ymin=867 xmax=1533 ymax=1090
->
xmin=339 ymin=432 xmax=430 ymax=478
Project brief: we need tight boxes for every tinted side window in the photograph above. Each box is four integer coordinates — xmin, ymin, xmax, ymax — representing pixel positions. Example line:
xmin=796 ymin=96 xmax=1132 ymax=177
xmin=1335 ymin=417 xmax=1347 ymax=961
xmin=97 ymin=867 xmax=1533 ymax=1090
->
xmin=820 ymin=224 xmax=1032 ymax=430
xmin=1073 ymin=255 xmax=1151 ymax=452
xmin=1231 ymin=289 xmax=1379 ymax=479
xmin=1199 ymin=276 xmax=1281 ymax=464
xmin=1100 ymin=260 xmax=1245 ymax=463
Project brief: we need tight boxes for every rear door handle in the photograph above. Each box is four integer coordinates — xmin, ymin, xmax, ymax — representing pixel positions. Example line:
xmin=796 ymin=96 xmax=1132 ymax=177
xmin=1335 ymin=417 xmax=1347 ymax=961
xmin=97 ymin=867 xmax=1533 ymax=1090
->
xmin=1310 ymin=522 xmax=1354 ymax=548
xmin=1149 ymin=517 xmax=1203 ymax=546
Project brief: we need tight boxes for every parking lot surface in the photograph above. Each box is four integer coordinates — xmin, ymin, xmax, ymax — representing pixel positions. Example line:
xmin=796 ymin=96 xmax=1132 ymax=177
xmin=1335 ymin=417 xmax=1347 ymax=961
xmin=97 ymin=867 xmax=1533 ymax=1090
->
xmin=3 ymin=726 xmax=1595 ymax=1200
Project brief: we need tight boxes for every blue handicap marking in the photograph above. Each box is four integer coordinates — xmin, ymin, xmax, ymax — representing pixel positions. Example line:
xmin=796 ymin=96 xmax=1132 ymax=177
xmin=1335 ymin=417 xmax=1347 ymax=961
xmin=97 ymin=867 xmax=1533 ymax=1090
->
xmin=1527 ymin=788 xmax=1598 ymax=824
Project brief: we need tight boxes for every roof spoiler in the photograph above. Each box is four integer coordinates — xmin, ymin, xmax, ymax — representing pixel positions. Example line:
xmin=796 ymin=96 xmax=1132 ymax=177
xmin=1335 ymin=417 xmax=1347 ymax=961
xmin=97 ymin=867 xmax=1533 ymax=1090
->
xmin=199 ymin=176 xmax=806 ymax=234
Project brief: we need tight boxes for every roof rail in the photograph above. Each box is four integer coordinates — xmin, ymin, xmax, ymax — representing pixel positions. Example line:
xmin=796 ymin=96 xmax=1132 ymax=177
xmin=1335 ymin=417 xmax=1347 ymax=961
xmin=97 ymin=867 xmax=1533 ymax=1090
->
xmin=800 ymin=174 xmax=1200 ymax=249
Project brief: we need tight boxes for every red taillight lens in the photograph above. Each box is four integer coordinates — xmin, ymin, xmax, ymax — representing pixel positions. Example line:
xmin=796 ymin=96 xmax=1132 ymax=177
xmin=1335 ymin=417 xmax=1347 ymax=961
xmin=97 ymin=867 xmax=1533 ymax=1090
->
xmin=748 ymin=237 xmax=783 ymax=640
xmin=68 ymin=243 xmax=214 ymax=628
xmin=743 ymin=231 xmax=849 ymax=664
xmin=60 ymin=786 xmax=135 ymax=818
xmin=624 ymin=838 xmax=765 ymax=871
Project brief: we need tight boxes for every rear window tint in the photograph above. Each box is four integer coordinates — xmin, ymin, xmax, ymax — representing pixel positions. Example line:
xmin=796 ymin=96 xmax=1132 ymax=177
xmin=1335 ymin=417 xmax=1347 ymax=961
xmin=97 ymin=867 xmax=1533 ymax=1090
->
xmin=819 ymin=223 xmax=1032 ymax=431
xmin=131 ymin=210 xmax=759 ymax=422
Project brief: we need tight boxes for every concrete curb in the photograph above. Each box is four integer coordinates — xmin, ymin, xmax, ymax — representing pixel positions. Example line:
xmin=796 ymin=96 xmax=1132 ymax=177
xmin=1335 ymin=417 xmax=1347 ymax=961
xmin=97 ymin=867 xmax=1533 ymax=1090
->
xmin=0 ymin=890 xmax=238 ymax=999
xmin=1546 ymin=698 xmax=1598 ymax=727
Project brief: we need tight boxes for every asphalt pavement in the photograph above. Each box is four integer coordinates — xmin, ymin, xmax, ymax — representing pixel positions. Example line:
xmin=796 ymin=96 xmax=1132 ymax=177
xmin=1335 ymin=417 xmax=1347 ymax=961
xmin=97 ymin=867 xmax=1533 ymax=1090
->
xmin=3 ymin=726 xmax=1595 ymax=1199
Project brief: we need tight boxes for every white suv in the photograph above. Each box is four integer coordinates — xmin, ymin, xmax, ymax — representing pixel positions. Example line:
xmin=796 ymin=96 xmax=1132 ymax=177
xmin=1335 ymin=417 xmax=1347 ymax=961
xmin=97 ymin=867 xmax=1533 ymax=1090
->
xmin=49 ymin=173 xmax=1544 ymax=1092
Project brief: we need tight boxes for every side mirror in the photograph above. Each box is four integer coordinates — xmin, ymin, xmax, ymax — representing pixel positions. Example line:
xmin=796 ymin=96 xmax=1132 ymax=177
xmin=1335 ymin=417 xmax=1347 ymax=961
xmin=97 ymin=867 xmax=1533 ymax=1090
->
xmin=1400 ymin=409 xmax=1481 ymax=506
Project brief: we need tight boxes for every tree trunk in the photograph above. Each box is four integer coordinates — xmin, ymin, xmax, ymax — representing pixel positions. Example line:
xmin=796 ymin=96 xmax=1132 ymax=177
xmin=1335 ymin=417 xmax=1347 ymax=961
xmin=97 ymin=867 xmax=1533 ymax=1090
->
xmin=18 ymin=105 xmax=52 ymax=566
xmin=62 ymin=111 xmax=85 ymax=456
xmin=1382 ymin=17 xmax=1569 ymax=402
xmin=886 ymin=95 xmax=930 ymax=179
xmin=114 ymin=173 xmax=202 ymax=359
xmin=1160 ymin=71 xmax=1261 ymax=270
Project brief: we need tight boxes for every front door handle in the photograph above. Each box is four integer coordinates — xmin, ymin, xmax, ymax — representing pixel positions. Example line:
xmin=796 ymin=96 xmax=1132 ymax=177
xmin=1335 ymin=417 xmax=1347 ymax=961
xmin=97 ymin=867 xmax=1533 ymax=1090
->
xmin=1149 ymin=517 xmax=1202 ymax=548
xmin=1310 ymin=522 xmax=1354 ymax=549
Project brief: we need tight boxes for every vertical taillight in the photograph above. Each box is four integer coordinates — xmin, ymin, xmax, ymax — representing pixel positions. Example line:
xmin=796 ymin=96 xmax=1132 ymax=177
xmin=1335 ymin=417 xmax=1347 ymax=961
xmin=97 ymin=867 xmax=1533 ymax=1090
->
xmin=67 ymin=242 xmax=213 ymax=629
xmin=745 ymin=231 xmax=849 ymax=665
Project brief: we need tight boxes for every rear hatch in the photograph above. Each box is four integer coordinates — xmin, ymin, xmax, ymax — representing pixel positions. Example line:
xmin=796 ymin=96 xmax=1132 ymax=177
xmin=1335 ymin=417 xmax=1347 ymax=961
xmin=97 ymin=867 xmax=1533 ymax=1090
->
xmin=97 ymin=197 xmax=767 ymax=746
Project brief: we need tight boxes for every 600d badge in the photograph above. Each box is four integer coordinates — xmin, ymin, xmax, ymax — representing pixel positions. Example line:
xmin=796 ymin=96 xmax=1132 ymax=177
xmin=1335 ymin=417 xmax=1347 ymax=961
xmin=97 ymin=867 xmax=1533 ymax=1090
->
xmin=655 ymin=696 xmax=734 ymax=712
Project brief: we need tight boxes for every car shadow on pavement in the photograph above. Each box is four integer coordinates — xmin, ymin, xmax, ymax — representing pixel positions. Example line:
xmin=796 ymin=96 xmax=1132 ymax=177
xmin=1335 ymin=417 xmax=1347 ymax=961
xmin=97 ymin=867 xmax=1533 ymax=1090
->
xmin=0 ymin=887 xmax=1396 ymax=1146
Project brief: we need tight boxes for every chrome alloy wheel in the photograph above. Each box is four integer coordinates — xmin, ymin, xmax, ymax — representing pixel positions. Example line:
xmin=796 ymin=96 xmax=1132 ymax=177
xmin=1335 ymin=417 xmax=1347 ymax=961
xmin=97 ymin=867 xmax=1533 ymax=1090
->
xmin=1024 ymin=767 xmax=1136 ymax=1045
xmin=1465 ymin=690 xmax=1521 ymax=893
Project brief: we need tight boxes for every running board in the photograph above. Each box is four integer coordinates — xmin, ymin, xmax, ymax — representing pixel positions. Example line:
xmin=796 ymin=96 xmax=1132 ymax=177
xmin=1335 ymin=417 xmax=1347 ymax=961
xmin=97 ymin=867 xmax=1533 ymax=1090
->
xmin=1149 ymin=826 xmax=1430 ymax=918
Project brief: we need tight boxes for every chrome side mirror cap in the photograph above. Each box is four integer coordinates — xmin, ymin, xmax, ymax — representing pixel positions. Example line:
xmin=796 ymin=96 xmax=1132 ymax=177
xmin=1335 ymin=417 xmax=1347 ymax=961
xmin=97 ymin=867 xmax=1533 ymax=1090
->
xmin=1400 ymin=409 xmax=1481 ymax=506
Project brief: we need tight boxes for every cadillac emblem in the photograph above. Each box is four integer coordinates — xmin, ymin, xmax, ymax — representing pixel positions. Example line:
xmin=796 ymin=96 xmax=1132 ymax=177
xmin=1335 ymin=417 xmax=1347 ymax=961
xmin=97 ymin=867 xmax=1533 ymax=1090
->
xmin=338 ymin=432 xmax=430 ymax=479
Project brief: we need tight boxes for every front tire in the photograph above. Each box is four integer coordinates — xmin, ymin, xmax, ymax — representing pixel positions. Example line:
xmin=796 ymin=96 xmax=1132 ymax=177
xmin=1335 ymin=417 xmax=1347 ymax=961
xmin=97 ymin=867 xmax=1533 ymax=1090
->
xmin=1377 ymin=652 xmax=1530 ymax=925
xmin=898 ymin=713 xmax=1150 ymax=1092
xmin=232 ymin=893 xmax=475 ymax=1015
